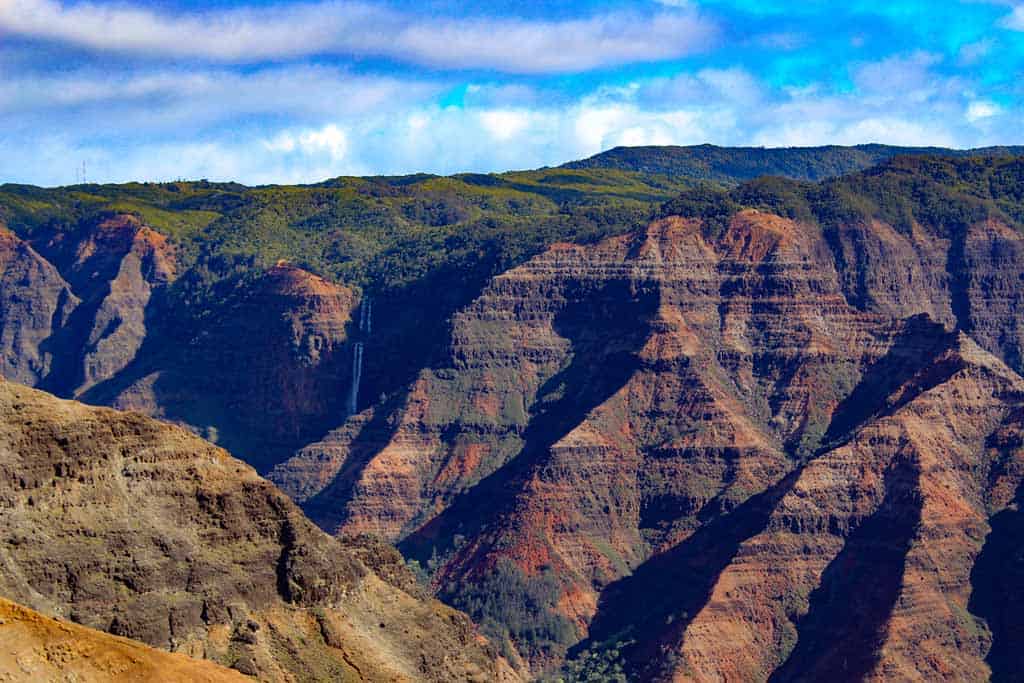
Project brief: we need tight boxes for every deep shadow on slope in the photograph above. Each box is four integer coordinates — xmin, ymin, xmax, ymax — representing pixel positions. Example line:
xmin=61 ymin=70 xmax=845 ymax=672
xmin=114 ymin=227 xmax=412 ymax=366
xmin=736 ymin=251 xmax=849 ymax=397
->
xmin=580 ymin=322 xmax=965 ymax=680
xmin=80 ymin=237 xmax=581 ymax=474
xmin=969 ymin=478 xmax=1024 ymax=683
xmin=78 ymin=280 xmax=352 ymax=473
xmin=580 ymin=469 xmax=797 ymax=680
xmin=399 ymin=277 xmax=660 ymax=564
xmin=822 ymin=314 xmax=955 ymax=447
xmin=387 ymin=278 xmax=659 ymax=661
xmin=768 ymin=456 xmax=923 ymax=682
xmin=299 ymin=391 xmax=410 ymax=532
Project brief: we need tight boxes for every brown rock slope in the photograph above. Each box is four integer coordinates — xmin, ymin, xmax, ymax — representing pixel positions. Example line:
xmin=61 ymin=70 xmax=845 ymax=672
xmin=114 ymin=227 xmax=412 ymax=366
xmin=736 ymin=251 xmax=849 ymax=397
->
xmin=95 ymin=260 xmax=360 ymax=471
xmin=0 ymin=376 xmax=518 ymax=682
xmin=0 ymin=215 xmax=361 ymax=473
xmin=270 ymin=209 xmax=1024 ymax=675
xmin=0 ymin=226 xmax=78 ymax=387
xmin=0 ymin=596 xmax=247 ymax=682
xmin=276 ymin=213 xmax=907 ymax=601
xmin=588 ymin=332 xmax=1024 ymax=681
xmin=0 ymin=214 xmax=176 ymax=402
xmin=32 ymin=213 xmax=177 ymax=396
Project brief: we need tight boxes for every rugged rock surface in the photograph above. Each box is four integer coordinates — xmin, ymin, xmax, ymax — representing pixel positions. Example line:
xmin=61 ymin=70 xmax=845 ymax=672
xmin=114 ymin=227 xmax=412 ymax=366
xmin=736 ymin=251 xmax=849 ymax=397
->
xmin=0 ymin=214 xmax=361 ymax=472
xmin=0 ymin=376 xmax=518 ymax=682
xmin=587 ymin=333 xmax=1024 ymax=681
xmin=33 ymin=213 xmax=177 ymax=396
xmin=96 ymin=260 xmax=360 ymax=471
xmin=0 ymin=226 xmax=78 ymax=387
xmin=270 ymin=208 xmax=1024 ymax=676
xmin=6 ymin=156 xmax=1024 ymax=679
xmin=0 ymin=596 xmax=247 ymax=682
xmin=1 ymin=213 xmax=177 ymax=402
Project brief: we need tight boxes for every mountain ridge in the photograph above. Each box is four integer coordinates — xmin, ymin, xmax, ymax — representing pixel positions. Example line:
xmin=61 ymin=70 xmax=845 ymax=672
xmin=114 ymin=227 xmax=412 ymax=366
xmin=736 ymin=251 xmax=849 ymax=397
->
xmin=563 ymin=142 xmax=1024 ymax=184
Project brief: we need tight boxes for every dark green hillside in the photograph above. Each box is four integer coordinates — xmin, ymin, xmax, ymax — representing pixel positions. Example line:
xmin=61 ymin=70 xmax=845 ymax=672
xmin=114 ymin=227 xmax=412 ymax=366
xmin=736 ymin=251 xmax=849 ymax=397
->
xmin=565 ymin=143 xmax=1024 ymax=185
xmin=731 ymin=154 xmax=1024 ymax=235
xmin=0 ymin=167 xmax=694 ymax=288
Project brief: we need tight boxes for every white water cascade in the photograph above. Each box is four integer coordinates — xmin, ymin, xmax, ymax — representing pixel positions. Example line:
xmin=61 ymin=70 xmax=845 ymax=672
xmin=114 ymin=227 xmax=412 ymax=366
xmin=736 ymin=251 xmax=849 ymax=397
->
xmin=361 ymin=296 xmax=372 ymax=335
xmin=348 ymin=342 xmax=363 ymax=415
xmin=347 ymin=297 xmax=371 ymax=415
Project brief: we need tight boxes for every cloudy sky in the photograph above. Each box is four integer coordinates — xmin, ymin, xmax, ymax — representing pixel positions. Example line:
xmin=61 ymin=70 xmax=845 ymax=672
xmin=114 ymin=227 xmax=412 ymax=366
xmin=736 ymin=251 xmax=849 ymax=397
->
xmin=2 ymin=0 xmax=1023 ymax=185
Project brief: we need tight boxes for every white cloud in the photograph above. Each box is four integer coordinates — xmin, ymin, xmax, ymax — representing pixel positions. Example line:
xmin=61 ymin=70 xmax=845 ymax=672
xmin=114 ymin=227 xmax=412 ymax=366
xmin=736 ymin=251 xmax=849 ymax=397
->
xmin=0 ymin=65 xmax=443 ymax=134
xmin=264 ymin=124 xmax=348 ymax=159
xmin=696 ymin=67 xmax=764 ymax=104
xmin=0 ymin=0 xmax=717 ymax=73
xmin=479 ymin=110 xmax=534 ymax=141
xmin=2 ymin=51 xmax=1019 ymax=186
xmin=616 ymin=66 xmax=764 ymax=110
xmin=852 ymin=51 xmax=943 ymax=96
xmin=1001 ymin=4 xmax=1024 ymax=30
xmin=966 ymin=100 xmax=1002 ymax=122
xmin=298 ymin=124 xmax=348 ymax=159
xmin=958 ymin=38 xmax=995 ymax=64
xmin=835 ymin=118 xmax=956 ymax=147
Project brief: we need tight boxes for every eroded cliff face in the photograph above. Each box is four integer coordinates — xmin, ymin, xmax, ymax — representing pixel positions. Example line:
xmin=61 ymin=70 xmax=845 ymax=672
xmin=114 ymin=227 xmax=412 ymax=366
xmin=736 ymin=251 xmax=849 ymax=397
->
xmin=589 ymin=333 xmax=1024 ymax=682
xmin=6 ymin=194 xmax=1024 ymax=678
xmin=99 ymin=260 xmax=360 ymax=471
xmin=0 ymin=214 xmax=177 ymax=402
xmin=32 ymin=214 xmax=177 ymax=396
xmin=0 ymin=377 xmax=519 ymax=682
xmin=0 ymin=226 xmax=78 ymax=386
xmin=269 ymin=209 xmax=1024 ymax=676
xmin=0 ymin=214 xmax=362 ymax=473
xmin=277 ymin=212 xmax=901 ymax=598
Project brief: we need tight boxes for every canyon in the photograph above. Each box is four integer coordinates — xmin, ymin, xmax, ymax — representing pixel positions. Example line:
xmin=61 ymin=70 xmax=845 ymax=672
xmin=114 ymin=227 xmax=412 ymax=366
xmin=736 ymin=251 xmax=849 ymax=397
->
xmin=2 ymin=148 xmax=1024 ymax=679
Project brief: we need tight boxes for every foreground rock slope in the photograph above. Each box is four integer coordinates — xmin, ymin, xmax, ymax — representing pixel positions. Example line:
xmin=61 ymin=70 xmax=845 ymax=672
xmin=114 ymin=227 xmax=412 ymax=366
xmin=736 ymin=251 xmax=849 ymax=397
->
xmin=0 ymin=596 xmax=247 ymax=682
xmin=0 ymin=376 xmax=517 ymax=682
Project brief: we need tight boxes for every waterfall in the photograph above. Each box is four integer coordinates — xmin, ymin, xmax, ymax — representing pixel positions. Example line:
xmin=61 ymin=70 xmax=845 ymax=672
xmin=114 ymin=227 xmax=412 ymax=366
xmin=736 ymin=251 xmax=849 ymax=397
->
xmin=358 ymin=296 xmax=372 ymax=335
xmin=348 ymin=341 xmax=363 ymax=415
xmin=348 ymin=296 xmax=371 ymax=415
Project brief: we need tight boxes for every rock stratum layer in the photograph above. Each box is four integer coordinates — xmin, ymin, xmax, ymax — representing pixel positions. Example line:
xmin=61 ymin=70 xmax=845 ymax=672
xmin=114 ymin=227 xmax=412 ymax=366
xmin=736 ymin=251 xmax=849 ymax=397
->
xmin=0 ymin=376 xmax=516 ymax=682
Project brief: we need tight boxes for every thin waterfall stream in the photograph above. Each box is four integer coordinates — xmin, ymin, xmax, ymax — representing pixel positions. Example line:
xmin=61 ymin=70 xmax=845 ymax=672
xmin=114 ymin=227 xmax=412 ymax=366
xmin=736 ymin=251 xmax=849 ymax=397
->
xmin=348 ymin=296 xmax=371 ymax=415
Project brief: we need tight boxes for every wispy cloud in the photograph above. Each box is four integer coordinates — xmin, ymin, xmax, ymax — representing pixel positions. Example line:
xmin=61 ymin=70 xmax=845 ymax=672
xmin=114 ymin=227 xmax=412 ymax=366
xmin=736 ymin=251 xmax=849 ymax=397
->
xmin=0 ymin=0 xmax=717 ymax=73
xmin=1001 ymin=4 xmax=1024 ymax=30
xmin=0 ymin=1 xmax=1021 ymax=186
xmin=958 ymin=37 xmax=995 ymax=64
xmin=6 ymin=50 xmax=1013 ymax=187
xmin=966 ymin=100 xmax=1002 ymax=122
xmin=852 ymin=51 xmax=943 ymax=96
xmin=0 ymin=65 xmax=443 ymax=134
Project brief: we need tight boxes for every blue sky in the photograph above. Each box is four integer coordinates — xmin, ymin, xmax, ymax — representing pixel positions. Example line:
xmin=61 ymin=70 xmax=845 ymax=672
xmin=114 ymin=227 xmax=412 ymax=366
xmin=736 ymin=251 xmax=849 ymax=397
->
xmin=1 ymin=0 xmax=1022 ymax=185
